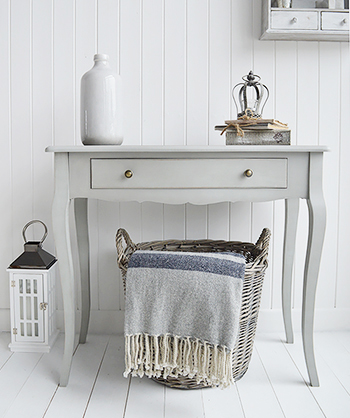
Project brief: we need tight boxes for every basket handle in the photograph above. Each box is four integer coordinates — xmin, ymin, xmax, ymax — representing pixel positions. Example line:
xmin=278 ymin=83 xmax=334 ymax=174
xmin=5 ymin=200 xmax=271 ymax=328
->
xmin=254 ymin=228 xmax=271 ymax=262
xmin=116 ymin=228 xmax=137 ymax=273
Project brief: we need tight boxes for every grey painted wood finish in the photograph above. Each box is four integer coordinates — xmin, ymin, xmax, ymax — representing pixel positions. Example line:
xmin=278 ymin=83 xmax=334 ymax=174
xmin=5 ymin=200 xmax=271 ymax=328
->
xmin=47 ymin=145 xmax=327 ymax=387
xmin=282 ymin=198 xmax=300 ymax=345
xmin=302 ymin=152 xmax=327 ymax=387
xmin=74 ymin=198 xmax=90 ymax=345
xmin=51 ymin=153 xmax=75 ymax=387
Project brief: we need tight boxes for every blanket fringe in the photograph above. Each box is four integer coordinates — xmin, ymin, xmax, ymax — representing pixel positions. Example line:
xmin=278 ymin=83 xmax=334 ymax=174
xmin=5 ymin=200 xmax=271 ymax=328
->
xmin=124 ymin=333 xmax=234 ymax=389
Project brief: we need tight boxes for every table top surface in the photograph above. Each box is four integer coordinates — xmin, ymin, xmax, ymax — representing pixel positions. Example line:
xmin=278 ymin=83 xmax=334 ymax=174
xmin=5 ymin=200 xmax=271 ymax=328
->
xmin=46 ymin=145 xmax=329 ymax=154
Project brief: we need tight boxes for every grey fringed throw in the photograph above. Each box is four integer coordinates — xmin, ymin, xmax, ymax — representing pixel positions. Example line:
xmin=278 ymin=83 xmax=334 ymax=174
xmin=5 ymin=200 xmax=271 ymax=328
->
xmin=124 ymin=250 xmax=246 ymax=388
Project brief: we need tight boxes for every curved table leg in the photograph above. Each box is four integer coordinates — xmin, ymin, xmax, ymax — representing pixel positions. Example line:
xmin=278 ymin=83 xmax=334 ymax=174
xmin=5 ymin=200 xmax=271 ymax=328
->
xmin=282 ymin=198 xmax=299 ymax=344
xmin=74 ymin=198 xmax=91 ymax=344
xmin=52 ymin=153 xmax=76 ymax=387
xmin=302 ymin=153 xmax=326 ymax=387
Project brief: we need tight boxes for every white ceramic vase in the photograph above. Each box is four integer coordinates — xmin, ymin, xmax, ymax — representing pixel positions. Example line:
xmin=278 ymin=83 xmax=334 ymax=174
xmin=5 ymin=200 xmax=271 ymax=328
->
xmin=80 ymin=54 xmax=123 ymax=145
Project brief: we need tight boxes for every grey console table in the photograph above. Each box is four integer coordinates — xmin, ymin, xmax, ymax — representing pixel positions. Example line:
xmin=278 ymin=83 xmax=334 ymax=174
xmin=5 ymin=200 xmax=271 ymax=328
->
xmin=46 ymin=145 xmax=327 ymax=387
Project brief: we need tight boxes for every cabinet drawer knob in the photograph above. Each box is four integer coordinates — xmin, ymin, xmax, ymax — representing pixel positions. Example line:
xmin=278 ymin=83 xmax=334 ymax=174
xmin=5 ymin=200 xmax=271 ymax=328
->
xmin=291 ymin=17 xmax=298 ymax=23
xmin=342 ymin=18 xmax=348 ymax=25
xmin=124 ymin=170 xmax=133 ymax=179
xmin=244 ymin=169 xmax=253 ymax=178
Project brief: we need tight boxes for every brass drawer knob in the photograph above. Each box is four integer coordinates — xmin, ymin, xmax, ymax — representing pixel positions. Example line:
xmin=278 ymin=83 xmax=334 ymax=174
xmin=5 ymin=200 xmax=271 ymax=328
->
xmin=244 ymin=169 xmax=253 ymax=178
xmin=124 ymin=170 xmax=133 ymax=179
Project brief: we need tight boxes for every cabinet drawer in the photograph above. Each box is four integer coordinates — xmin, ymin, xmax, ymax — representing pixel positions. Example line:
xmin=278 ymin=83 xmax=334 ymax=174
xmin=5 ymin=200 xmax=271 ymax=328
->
xmin=271 ymin=11 xmax=318 ymax=30
xmin=90 ymin=158 xmax=288 ymax=189
xmin=321 ymin=12 xmax=349 ymax=31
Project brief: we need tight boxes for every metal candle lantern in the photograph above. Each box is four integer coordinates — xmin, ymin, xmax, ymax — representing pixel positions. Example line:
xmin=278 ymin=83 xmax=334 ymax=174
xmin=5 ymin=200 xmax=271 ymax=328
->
xmin=232 ymin=70 xmax=269 ymax=118
xmin=7 ymin=220 xmax=59 ymax=352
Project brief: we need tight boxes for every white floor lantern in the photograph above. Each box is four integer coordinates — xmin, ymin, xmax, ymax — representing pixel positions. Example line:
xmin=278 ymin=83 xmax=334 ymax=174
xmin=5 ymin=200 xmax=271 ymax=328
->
xmin=7 ymin=220 xmax=59 ymax=353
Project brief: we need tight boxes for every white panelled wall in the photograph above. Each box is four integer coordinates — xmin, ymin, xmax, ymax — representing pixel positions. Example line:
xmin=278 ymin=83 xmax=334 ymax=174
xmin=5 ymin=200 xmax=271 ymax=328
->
xmin=0 ymin=0 xmax=349 ymax=333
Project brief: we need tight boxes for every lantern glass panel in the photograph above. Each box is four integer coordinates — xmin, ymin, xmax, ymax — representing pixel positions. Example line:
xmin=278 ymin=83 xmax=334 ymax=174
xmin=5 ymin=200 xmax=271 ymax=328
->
xmin=26 ymin=296 xmax=32 ymax=319
xmin=35 ymin=323 xmax=39 ymax=337
xmin=26 ymin=279 xmax=31 ymax=293
xmin=34 ymin=297 xmax=38 ymax=320
xmin=20 ymin=297 xmax=24 ymax=319
xmin=27 ymin=323 xmax=32 ymax=337
xmin=19 ymin=279 xmax=23 ymax=293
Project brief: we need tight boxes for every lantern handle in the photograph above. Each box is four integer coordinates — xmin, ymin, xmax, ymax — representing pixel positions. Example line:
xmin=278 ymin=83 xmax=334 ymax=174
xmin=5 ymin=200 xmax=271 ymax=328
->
xmin=22 ymin=220 xmax=48 ymax=244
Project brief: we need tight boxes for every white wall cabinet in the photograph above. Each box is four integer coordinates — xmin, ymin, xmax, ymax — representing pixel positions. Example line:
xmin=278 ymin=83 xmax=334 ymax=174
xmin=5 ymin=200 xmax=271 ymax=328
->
xmin=261 ymin=0 xmax=349 ymax=41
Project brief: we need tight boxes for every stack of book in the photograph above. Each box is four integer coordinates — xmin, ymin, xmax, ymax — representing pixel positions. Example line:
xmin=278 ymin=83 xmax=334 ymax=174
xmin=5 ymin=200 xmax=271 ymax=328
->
xmin=215 ymin=118 xmax=291 ymax=145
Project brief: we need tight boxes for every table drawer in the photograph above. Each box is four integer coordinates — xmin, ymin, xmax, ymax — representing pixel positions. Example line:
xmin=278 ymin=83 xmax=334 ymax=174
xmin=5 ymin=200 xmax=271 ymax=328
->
xmin=90 ymin=158 xmax=288 ymax=189
xmin=271 ymin=11 xmax=318 ymax=30
xmin=321 ymin=12 xmax=349 ymax=31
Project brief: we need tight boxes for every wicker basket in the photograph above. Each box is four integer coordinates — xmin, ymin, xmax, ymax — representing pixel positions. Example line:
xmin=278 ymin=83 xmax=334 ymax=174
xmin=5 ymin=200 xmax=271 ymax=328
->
xmin=116 ymin=228 xmax=271 ymax=389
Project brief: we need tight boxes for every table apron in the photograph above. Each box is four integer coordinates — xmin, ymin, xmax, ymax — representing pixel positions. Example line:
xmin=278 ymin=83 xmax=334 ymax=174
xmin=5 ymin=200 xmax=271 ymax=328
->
xmin=68 ymin=152 xmax=310 ymax=203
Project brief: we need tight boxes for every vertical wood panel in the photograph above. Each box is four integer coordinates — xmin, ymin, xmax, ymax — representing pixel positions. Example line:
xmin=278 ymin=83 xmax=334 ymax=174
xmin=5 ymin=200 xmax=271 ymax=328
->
xmin=186 ymin=0 xmax=208 ymax=145
xmin=208 ymin=203 xmax=230 ymax=240
xmin=163 ymin=205 xmax=186 ymax=240
xmin=141 ymin=203 xmax=163 ymax=241
xmin=32 ymin=0 xmax=54 ymax=252
xmin=142 ymin=0 xmax=163 ymax=145
xmin=119 ymin=202 xmax=142 ymax=245
xmin=208 ymin=0 xmax=231 ymax=146
xmin=120 ymin=0 xmax=142 ymax=145
xmin=186 ymin=204 xmax=208 ymax=240
xmin=230 ymin=203 xmax=251 ymax=242
xmin=0 ymin=0 xmax=11 ymax=310
xmin=76 ymin=0 xmax=96 ymax=144
xmin=232 ymin=0 xmax=254 ymax=96
xmin=335 ymin=43 xmax=350 ymax=309
xmin=251 ymin=202 xmax=274 ymax=309
xmin=119 ymin=201 xmax=142 ymax=310
xmin=164 ymin=0 xmax=186 ymax=145
xmin=53 ymin=0 xmax=75 ymax=146
xmin=97 ymin=202 xmax=120 ymax=311
xmin=10 ymin=0 xmax=33 ymax=254
xmin=275 ymin=41 xmax=297 ymax=135
xmin=317 ymin=42 xmax=341 ymax=310
xmin=253 ymin=0 xmax=274 ymax=120
xmin=297 ymin=42 xmax=319 ymax=145
xmin=317 ymin=42 xmax=340 ymax=308
xmin=97 ymin=0 xmax=119 ymax=68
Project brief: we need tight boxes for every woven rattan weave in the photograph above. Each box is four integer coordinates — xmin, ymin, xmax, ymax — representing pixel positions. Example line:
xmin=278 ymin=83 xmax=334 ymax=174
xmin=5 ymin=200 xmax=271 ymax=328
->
xmin=116 ymin=228 xmax=271 ymax=389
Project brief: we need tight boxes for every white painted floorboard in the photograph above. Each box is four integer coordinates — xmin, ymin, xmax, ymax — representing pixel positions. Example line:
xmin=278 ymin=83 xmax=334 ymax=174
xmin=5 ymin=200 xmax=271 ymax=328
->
xmin=0 ymin=331 xmax=349 ymax=418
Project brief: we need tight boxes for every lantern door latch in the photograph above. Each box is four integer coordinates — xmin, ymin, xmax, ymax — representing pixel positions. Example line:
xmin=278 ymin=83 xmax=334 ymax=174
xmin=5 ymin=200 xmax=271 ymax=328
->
xmin=40 ymin=302 xmax=48 ymax=311
xmin=13 ymin=328 xmax=17 ymax=335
